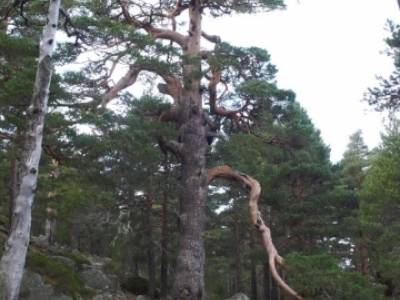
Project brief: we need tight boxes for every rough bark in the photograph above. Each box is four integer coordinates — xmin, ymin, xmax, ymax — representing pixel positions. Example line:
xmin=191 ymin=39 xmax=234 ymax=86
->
xmin=207 ymin=166 xmax=303 ymax=300
xmin=0 ymin=1 xmax=60 ymax=299
xmin=171 ymin=2 xmax=208 ymax=299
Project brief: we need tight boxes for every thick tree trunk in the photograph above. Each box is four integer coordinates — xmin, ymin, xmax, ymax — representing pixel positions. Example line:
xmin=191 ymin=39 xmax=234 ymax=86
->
xmin=172 ymin=121 xmax=207 ymax=300
xmin=0 ymin=1 xmax=60 ymax=299
xmin=172 ymin=1 xmax=208 ymax=299
xmin=145 ymin=193 xmax=156 ymax=299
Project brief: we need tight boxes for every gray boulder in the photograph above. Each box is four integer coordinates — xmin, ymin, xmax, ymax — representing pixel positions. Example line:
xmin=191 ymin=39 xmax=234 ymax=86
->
xmin=19 ymin=271 xmax=72 ymax=300
xmin=225 ymin=293 xmax=250 ymax=300
xmin=93 ymin=293 xmax=114 ymax=300
xmin=93 ymin=292 xmax=130 ymax=300
xmin=79 ymin=268 xmax=113 ymax=291
xmin=136 ymin=296 xmax=151 ymax=300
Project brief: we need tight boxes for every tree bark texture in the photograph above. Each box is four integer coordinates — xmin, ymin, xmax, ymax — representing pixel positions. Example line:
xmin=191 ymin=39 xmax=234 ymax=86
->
xmin=171 ymin=1 xmax=209 ymax=299
xmin=0 ymin=1 xmax=60 ymax=299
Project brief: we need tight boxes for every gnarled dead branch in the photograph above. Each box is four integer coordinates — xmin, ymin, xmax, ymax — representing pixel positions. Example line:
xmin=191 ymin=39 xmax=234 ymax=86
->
xmin=208 ymin=68 xmax=251 ymax=132
xmin=118 ymin=0 xmax=187 ymax=47
xmin=207 ymin=165 xmax=303 ymax=300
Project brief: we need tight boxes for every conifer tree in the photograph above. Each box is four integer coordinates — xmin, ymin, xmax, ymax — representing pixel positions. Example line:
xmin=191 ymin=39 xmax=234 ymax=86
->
xmin=58 ymin=0 xmax=302 ymax=298
xmin=339 ymin=130 xmax=370 ymax=275
xmin=360 ymin=125 xmax=400 ymax=297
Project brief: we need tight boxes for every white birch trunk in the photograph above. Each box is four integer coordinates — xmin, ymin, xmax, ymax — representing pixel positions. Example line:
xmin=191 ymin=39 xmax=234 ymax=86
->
xmin=0 ymin=1 xmax=61 ymax=299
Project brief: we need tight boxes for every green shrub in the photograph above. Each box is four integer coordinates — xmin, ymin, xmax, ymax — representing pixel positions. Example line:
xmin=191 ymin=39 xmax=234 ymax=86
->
xmin=121 ymin=275 xmax=148 ymax=295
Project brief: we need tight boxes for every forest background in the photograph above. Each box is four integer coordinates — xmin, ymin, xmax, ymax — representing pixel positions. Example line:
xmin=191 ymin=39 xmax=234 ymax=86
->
xmin=0 ymin=0 xmax=400 ymax=299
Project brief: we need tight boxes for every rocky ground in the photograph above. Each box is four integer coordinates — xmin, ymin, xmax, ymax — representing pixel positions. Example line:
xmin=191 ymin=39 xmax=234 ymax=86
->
xmin=0 ymin=215 xmax=248 ymax=300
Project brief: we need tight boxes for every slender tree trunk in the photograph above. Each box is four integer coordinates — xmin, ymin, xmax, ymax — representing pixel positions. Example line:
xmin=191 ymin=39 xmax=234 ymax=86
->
xmin=360 ymin=245 xmax=369 ymax=275
xmin=172 ymin=2 xmax=208 ymax=299
xmin=44 ymin=207 xmax=57 ymax=245
xmin=358 ymin=231 xmax=369 ymax=276
xmin=250 ymin=230 xmax=258 ymax=300
xmin=234 ymin=215 xmax=243 ymax=293
xmin=132 ymin=259 xmax=139 ymax=277
xmin=0 ymin=1 xmax=60 ymax=299
xmin=145 ymin=193 xmax=156 ymax=299
xmin=263 ymin=262 xmax=271 ymax=300
xmin=263 ymin=261 xmax=280 ymax=300
xmin=160 ymin=188 xmax=169 ymax=297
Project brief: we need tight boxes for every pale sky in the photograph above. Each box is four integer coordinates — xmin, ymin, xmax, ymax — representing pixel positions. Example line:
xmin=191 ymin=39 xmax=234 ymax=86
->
xmin=204 ymin=0 xmax=400 ymax=162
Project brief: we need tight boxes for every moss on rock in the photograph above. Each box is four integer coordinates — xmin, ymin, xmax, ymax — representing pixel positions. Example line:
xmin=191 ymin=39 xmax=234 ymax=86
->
xmin=26 ymin=251 xmax=94 ymax=298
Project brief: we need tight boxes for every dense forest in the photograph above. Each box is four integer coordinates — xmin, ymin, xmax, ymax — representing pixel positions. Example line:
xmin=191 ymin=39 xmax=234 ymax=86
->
xmin=0 ymin=0 xmax=399 ymax=299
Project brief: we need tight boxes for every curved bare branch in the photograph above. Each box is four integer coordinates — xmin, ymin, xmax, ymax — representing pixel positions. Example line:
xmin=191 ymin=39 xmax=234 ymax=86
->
xmin=0 ymin=131 xmax=14 ymax=140
xmin=99 ymin=63 xmax=182 ymax=109
xmin=100 ymin=65 xmax=141 ymax=108
xmin=208 ymin=68 xmax=250 ymax=125
xmin=157 ymin=136 xmax=184 ymax=159
xmin=201 ymin=31 xmax=221 ymax=44
xmin=207 ymin=165 xmax=303 ymax=300
xmin=168 ymin=0 xmax=188 ymax=19
xmin=118 ymin=0 xmax=187 ymax=47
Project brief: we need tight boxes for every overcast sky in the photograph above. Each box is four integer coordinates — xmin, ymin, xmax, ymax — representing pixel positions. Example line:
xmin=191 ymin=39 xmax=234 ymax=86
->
xmin=204 ymin=0 xmax=400 ymax=162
